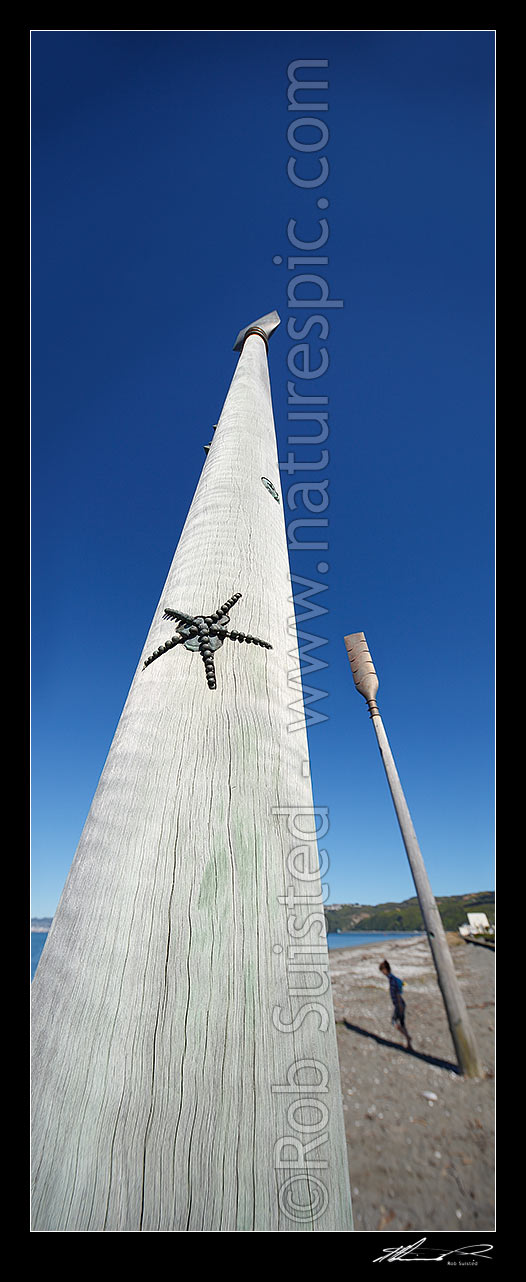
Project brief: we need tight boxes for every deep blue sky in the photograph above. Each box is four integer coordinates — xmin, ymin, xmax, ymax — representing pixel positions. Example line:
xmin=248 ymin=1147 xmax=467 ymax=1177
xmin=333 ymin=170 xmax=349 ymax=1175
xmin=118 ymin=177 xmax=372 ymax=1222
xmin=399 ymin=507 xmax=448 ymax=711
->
xmin=31 ymin=30 xmax=495 ymax=917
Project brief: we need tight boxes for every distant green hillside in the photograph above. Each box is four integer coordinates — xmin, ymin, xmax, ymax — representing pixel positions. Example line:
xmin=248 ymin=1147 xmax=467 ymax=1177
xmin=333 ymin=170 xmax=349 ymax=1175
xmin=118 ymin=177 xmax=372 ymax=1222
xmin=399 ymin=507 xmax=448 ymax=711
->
xmin=325 ymin=891 xmax=495 ymax=935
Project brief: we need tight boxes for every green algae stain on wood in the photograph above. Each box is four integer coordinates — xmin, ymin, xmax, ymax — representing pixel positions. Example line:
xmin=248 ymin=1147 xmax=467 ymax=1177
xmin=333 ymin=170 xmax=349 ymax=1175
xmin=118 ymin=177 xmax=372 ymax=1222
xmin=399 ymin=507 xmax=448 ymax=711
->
xmin=198 ymin=846 xmax=233 ymax=915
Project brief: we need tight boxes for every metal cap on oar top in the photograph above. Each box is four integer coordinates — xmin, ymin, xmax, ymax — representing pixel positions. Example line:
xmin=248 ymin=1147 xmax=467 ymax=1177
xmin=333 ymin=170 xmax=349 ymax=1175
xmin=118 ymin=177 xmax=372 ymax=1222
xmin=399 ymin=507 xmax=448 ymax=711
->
xmin=344 ymin=631 xmax=379 ymax=716
xmin=233 ymin=309 xmax=281 ymax=352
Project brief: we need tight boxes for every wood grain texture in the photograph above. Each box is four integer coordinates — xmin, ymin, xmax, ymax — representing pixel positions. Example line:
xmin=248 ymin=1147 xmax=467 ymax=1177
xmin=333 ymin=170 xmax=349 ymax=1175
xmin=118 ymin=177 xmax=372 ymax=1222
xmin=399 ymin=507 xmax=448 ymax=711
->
xmin=371 ymin=712 xmax=483 ymax=1079
xmin=31 ymin=332 xmax=353 ymax=1232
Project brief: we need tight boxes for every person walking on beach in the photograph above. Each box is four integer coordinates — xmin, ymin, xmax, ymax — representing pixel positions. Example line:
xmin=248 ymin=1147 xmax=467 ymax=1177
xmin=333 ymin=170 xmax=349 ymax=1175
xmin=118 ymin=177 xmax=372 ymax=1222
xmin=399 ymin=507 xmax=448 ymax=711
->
xmin=380 ymin=960 xmax=412 ymax=1051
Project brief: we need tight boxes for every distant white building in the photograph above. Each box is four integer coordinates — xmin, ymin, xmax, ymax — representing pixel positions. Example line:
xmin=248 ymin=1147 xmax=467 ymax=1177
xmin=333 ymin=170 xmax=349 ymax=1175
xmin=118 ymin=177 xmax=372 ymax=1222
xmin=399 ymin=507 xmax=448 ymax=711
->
xmin=467 ymin=913 xmax=491 ymax=932
xmin=458 ymin=912 xmax=494 ymax=939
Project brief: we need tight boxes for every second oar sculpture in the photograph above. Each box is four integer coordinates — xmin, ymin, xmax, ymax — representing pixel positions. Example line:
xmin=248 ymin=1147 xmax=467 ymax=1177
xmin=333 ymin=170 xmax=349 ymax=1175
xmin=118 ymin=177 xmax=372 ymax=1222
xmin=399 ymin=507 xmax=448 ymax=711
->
xmin=31 ymin=312 xmax=353 ymax=1233
xmin=344 ymin=632 xmax=482 ymax=1080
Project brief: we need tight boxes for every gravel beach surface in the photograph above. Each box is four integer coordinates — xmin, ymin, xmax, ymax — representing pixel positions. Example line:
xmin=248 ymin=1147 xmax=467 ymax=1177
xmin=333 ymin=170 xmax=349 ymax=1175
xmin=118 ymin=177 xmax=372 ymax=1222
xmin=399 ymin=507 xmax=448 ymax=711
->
xmin=329 ymin=933 xmax=495 ymax=1232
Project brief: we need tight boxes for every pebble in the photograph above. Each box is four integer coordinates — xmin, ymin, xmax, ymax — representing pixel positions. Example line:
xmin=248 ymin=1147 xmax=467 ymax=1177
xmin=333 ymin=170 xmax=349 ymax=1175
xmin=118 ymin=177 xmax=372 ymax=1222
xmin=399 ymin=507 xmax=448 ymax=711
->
xmin=422 ymin=1091 xmax=438 ymax=1101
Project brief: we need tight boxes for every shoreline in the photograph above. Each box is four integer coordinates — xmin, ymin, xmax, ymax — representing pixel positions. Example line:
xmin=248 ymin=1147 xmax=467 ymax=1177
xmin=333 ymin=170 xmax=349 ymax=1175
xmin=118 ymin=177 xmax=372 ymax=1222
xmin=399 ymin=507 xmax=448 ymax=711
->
xmin=329 ymin=933 xmax=428 ymax=959
xmin=327 ymin=931 xmax=426 ymax=953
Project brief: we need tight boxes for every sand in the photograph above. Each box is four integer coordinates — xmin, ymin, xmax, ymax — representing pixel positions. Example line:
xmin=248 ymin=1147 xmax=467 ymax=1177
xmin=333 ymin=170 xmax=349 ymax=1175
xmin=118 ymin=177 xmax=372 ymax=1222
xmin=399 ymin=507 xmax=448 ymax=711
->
xmin=329 ymin=933 xmax=495 ymax=1233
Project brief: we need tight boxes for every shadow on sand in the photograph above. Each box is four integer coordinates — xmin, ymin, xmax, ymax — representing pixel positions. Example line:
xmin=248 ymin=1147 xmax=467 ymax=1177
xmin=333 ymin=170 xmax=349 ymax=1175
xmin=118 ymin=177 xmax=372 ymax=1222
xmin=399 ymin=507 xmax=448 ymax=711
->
xmin=340 ymin=1019 xmax=460 ymax=1075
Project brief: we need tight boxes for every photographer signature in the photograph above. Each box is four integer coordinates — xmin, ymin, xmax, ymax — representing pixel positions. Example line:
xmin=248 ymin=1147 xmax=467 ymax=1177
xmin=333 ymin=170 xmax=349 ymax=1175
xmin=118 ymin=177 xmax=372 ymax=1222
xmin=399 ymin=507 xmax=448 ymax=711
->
xmin=373 ymin=1237 xmax=493 ymax=1262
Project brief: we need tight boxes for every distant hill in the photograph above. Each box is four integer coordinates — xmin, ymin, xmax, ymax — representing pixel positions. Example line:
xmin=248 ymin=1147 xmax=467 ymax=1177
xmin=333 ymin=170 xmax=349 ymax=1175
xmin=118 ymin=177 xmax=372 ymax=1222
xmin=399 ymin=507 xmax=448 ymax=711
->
xmin=32 ymin=892 xmax=495 ymax=938
xmin=325 ymin=891 xmax=495 ymax=935
xmin=31 ymin=918 xmax=53 ymax=933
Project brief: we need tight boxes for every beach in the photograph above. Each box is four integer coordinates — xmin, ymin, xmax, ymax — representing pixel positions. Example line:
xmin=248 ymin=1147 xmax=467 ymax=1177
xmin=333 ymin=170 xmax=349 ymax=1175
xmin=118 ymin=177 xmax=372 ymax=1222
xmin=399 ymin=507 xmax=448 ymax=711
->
xmin=330 ymin=933 xmax=495 ymax=1232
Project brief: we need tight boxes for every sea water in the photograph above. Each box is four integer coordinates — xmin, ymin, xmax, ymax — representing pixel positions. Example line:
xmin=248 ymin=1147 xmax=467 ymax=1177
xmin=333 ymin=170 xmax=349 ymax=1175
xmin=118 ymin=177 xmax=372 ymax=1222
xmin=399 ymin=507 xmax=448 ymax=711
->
xmin=31 ymin=929 xmax=423 ymax=982
xmin=31 ymin=933 xmax=49 ymax=982
xmin=327 ymin=930 xmax=423 ymax=951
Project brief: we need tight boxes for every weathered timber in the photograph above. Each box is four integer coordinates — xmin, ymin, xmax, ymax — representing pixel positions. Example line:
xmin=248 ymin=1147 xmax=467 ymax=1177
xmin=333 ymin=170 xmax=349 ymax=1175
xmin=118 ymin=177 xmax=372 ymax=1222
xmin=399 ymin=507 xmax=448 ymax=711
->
xmin=31 ymin=316 xmax=353 ymax=1232
xmin=343 ymin=631 xmax=483 ymax=1079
